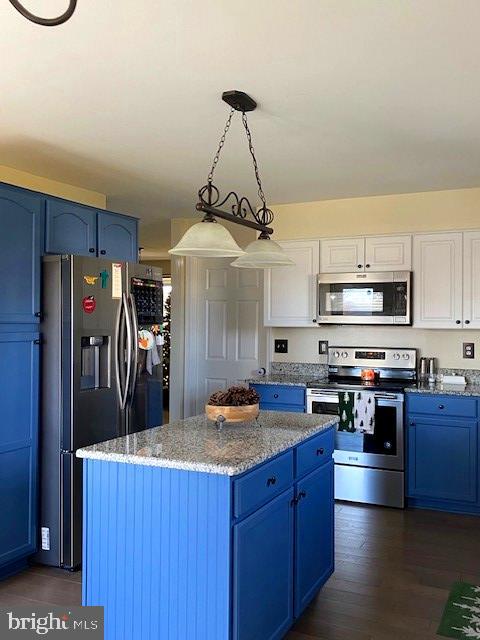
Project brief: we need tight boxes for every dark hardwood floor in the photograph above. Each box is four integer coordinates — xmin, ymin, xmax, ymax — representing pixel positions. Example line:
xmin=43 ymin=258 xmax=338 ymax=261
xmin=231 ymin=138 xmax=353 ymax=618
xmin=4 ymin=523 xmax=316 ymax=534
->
xmin=1 ymin=502 xmax=479 ymax=639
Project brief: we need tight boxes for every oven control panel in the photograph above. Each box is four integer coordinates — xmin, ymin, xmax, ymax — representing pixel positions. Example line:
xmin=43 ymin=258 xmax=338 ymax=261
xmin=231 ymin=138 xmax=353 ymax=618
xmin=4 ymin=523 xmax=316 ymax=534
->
xmin=328 ymin=347 xmax=416 ymax=369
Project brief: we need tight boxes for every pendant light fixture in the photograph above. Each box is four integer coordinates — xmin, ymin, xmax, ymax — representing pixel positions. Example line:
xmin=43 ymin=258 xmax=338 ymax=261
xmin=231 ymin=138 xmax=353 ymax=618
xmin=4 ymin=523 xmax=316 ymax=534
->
xmin=169 ymin=90 xmax=294 ymax=269
xmin=8 ymin=0 xmax=77 ymax=25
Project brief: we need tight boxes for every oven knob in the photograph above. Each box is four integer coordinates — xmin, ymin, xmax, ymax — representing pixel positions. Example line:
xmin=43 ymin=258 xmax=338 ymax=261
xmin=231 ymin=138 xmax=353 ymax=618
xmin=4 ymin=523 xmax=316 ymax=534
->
xmin=341 ymin=351 xmax=348 ymax=358
xmin=393 ymin=353 xmax=400 ymax=360
xmin=333 ymin=351 xmax=340 ymax=358
xmin=402 ymin=353 xmax=410 ymax=360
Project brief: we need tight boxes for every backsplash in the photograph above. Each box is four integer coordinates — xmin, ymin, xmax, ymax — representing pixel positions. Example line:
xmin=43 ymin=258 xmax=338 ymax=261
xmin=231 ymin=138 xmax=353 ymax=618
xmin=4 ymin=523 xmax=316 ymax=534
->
xmin=271 ymin=326 xmax=480 ymax=371
xmin=270 ymin=362 xmax=328 ymax=378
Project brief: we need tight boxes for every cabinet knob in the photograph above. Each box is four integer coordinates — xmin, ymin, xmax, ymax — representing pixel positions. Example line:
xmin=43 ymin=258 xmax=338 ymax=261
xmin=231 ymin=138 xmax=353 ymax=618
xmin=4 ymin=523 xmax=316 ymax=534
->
xmin=273 ymin=393 xmax=279 ymax=399
xmin=357 ymin=264 xmax=363 ymax=269
xmin=312 ymin=319 xmax=317 ymax=323
xmin=465 ymin=320 xmax=471 ymax=325
xmin=89 ymin=247 xmax=95 ymax=253
xmin=316 ymin=447 xmax=325 ymax=456
xmin=409 ymin=421 xmax=415 ymax=426
xmin=298 ymin=491 xmax=306 ymax=501
xmin=100 ymin=249 xmax=106 ymax=255
xmin=266 ymin=477 xmax=277 ymax=487
xmin=456 ymin=320 xmax=461 ymax=324
xmin=438 ymin=404 xmax=445 ymax=410
xmin=34 ymin=311 xmax=42 ymax=318
xmin=365 ymin=263 xmax=371 ymax=268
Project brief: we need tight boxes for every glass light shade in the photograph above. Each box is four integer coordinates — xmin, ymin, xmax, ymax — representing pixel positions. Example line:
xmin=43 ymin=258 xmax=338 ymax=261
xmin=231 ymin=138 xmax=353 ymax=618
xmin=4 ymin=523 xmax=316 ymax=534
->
xmin=230 ymin=238 xmax=295 ymax=269
xmin=168 ymin=220 xmax=245 ymax=257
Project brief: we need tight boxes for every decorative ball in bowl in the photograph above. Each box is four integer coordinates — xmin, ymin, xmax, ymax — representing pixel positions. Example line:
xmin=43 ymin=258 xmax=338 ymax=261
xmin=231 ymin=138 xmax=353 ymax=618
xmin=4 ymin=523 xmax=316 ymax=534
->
xmin=205 ymin=386 xmax=260 ymax=423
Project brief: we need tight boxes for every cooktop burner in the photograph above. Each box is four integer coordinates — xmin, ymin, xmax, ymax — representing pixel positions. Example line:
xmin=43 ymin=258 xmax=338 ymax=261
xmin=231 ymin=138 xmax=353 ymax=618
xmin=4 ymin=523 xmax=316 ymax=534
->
xmin=307 ymin=378 xmax=417 ymax=392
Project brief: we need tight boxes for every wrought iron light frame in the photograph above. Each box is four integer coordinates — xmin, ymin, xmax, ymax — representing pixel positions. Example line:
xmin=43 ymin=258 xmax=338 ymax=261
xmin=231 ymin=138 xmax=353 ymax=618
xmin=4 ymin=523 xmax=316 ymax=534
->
xmin=196 ymin=90 xmax=275 ymax=240
xmin=8 ymin=0 xmax=77 ymax=26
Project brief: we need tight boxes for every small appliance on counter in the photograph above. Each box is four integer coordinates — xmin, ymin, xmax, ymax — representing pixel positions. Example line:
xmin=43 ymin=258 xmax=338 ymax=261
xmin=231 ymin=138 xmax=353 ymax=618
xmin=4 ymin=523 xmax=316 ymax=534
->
xmin=306 ymin=346 xmax=417 ymax=508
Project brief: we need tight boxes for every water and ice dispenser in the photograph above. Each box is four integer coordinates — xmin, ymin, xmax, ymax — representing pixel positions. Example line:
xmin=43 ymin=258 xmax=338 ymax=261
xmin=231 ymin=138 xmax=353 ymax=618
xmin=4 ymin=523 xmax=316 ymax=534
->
xmin=80 ymin=336 xmax=110 ymax=390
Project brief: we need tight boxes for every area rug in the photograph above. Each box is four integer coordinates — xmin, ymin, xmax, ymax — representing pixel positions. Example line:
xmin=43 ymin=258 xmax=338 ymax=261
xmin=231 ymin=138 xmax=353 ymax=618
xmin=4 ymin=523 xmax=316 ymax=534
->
xmin=438 ymin=582 xmax=480 ymax=638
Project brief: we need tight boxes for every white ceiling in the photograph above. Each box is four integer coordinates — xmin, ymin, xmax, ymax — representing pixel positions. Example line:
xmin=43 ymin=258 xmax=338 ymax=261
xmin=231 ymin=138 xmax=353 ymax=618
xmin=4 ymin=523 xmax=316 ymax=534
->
xmin=2 ymin=0 xmax=480 ymax=257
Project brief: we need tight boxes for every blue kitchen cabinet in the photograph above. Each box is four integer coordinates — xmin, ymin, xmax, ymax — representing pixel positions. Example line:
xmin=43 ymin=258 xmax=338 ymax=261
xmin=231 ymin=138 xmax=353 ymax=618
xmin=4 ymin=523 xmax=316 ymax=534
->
xmin=97 ymin=211 xmax=138 ymax=262
xmin=45 ymin=200 xmax=97 ymax=256
xmin=250 ymin=384 xmax=306 ymax=413
xmin=233 ymin=488 xmax=295 ymax=640
xmin=0 ymin=185 xmax=42 ymax=324
xmin=0 ymin=333 xmax=39 ymax=576
xmin=294 ymin=460 xmax=334 ymax=617
xmin=406 ymin=393 xmax=480 ymax=514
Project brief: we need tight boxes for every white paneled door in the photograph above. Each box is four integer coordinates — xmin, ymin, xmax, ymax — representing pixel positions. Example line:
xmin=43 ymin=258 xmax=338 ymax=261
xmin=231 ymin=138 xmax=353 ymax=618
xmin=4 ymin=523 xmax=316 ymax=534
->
xmin=185 ymin=258 xmax=266 ymax=416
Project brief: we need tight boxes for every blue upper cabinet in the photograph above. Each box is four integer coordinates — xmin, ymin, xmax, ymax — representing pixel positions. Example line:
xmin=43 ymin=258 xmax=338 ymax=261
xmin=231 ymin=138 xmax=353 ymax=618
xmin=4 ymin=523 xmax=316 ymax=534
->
xmin=0 ymin=186 xmax=42 ymax=324
xmin=0 ymin=333 xmax=39 ymax=569
xmin=45 ymin=200 xmax=97 ymax=256
xmin=97 ymin=211 xmax=138 ymax=262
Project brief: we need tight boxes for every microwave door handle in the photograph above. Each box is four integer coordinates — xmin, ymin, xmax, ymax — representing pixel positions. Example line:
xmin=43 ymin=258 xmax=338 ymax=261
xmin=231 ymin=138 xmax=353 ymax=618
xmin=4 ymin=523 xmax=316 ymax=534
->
xmin=126 ymin=293 xmax=139 ymax=408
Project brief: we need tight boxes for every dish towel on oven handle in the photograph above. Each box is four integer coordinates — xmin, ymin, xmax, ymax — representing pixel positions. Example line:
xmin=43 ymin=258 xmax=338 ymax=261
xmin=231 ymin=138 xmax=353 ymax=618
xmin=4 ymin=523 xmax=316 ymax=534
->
xmin=337 ymin=391 xmax=355 ymax=432
xmin=354 ymin=390 xmax=375 ymax=434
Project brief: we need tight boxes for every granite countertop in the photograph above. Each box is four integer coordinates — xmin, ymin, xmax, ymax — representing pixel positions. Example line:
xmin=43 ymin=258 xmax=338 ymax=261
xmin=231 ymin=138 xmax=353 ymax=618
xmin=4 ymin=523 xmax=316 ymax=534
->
xmin=405 ymin=383 xmax=480 ymax=397
xmin=245 ymin=374 xmax=325 ymax=387
xmin=76 ymin=410 xmax=338 ymax=476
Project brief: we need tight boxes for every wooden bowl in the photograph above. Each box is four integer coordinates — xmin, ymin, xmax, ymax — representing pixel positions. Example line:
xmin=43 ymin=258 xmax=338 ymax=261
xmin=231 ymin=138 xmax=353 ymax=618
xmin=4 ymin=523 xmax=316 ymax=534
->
xmin=205 ymin=403 xmax=259 ymax=423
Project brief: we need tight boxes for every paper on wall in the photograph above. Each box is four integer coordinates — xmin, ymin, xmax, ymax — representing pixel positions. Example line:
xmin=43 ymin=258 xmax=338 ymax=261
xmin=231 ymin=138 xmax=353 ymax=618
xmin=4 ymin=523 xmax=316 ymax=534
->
xmin=112 ymin=263 xmax=122 ymax=299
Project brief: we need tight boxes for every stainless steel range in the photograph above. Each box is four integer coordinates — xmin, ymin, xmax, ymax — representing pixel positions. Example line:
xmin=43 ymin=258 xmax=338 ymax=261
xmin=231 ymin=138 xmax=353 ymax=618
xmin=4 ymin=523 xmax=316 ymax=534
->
xmin=306 ymin=346 xmax=417 ymax=508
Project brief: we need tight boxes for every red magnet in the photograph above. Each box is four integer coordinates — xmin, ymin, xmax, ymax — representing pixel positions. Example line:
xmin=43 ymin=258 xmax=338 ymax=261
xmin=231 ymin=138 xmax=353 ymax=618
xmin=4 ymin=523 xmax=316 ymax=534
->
xmin=82 ymin=296 xmax=96 ymax=314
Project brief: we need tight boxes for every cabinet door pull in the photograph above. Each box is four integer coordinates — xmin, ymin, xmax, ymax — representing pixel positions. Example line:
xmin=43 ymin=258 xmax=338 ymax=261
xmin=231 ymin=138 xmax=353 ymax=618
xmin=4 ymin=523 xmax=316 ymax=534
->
xmin=357 ymin=264 xmax=363 ymax=269
xmin=456 ymin=320 xmax=461 ymax=324
xmin=89 ymin=247 xmax=95 ymax=253
xmin=365 ymin=263 xmax=371 ymax=268
xmin=266 ymin=477 xmax=277 ymax=487
xmin=100 ymin=249 xmax=106 ymax=255
xmin=312 ymin=319 xmax=317 ymax=323
xmin=316 ymin=447 xmax=324 ymax=456
xmin=465 ymin=320 xmax=471 ymax=325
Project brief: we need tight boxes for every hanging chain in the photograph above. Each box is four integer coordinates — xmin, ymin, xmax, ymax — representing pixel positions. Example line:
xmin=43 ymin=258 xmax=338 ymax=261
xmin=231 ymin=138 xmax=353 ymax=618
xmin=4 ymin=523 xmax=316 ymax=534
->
xmin=207 ymin=107 xmax=235 ymax=184
xmin=241 ymin=111 xmax=267 ymax=207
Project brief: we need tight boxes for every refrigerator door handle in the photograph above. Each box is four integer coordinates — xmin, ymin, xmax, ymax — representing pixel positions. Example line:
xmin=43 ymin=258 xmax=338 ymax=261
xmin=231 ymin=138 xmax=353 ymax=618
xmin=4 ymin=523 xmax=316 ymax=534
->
xmin=114 ymin=296 xmax=124 ymax=407
xmin=127 ymin=293 xmax=139 ymax=408
xmin=123 ymin=292 xmax=133 ymax=411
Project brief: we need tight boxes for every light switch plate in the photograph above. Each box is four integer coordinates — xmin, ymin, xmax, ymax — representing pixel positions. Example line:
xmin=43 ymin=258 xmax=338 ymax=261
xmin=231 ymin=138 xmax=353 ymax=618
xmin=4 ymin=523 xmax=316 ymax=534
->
xmin=274 ymin=339 xmax=288 ymax=354
xmin=319 ymin=340 xmax=328 ymax=355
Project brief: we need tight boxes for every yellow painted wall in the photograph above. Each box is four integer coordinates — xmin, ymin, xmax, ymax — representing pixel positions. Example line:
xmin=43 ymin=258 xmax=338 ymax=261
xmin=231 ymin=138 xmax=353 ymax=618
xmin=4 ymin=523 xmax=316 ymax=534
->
xmin=271 ymin=187 xmax=480 ymax=371
xmin=273 ymin=187 xmax=480 ymax=239
xmin=0 ymin=165 xmax=106 ymax=208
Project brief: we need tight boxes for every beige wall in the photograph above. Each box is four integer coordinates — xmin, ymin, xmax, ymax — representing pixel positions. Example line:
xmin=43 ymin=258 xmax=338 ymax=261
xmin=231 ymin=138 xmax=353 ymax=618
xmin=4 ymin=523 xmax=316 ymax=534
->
xmin=141 ymin=259 xmax=171 ymax=275
xmin=273 ymin=187 xmax=480 ymax=240
xmin=0 ymin=165 xmax=106 ymax=208
xmin=271 ymin=187 xmax=480 ymax=370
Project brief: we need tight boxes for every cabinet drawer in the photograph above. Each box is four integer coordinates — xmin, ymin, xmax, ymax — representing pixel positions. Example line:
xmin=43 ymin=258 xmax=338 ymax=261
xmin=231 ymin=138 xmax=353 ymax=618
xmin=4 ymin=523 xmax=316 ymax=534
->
xmin=407 ymin=394 xmax=477 ymax=419
xmin=233 ymin=451 xmax=294 ymax=518
xmin=296 ymin=429 xmax=334 ymax=478
xmin=250 ymin=384 xmax=305 ymax=407
xmin=261 ymin=403 xmax=305 ymax=413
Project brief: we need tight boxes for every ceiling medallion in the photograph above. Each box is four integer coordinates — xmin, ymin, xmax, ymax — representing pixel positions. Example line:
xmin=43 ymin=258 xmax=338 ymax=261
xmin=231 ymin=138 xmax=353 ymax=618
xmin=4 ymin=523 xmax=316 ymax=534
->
xmin=170 ymin=90 xmax=295 ymax=268
xmin=8 ymin=0 xmax=77 ymax=26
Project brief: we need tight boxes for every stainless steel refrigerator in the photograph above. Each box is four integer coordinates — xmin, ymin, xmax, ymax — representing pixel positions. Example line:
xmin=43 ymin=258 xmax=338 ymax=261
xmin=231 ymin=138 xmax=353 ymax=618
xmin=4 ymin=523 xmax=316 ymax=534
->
xmin=37 ymin=255 xmax=163 ymax=569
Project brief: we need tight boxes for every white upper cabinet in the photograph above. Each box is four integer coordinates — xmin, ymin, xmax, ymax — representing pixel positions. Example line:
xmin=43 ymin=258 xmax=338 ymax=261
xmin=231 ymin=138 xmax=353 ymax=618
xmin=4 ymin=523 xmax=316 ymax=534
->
xmin=320 ymin=238 xmax=365 ymax=273
xmin=320 ymin=235 xmax=411 ymax=273
xmin=364 ymin=235 xmax=412 ymax=271
xmin=413 ymin=232 xmax=463 ymax=328
xmin=264 ymin=240 xmax=319 ymax=327
xmin=463 ymin=231 xmax=480 ymax=329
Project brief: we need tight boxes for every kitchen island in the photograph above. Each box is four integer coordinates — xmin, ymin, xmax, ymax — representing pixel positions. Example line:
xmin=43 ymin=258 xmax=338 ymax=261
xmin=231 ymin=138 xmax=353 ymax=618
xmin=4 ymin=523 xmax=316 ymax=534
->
xmin=77 ymin=410 xmax=338 ymax=640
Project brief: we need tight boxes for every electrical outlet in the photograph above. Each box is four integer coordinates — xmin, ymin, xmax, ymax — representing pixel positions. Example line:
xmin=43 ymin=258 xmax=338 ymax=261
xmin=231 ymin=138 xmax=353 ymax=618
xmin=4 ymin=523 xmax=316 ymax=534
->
xmin=274 ymin=339 xmax=288 ymax=354
xmin=319 ymin=340 xmax=328 ymax=355
xmin=463 ymin=342 xmax=475 ymax=359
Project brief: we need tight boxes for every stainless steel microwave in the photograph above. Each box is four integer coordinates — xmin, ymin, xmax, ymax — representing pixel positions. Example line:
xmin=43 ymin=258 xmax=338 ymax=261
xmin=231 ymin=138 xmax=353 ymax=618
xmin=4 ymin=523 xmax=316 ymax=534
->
xmin=316 ymin=271 xmax=411 ymax=325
